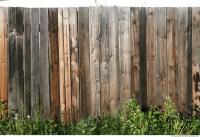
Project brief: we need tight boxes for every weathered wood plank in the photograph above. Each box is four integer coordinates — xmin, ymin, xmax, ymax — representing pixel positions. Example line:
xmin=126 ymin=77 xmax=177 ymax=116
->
xmin=146 ymin=8 xmax=156 ymax=107
xmin=89 ymin=7 xmax=100 ymax=116
xmin=118 ymin=7 xmax=131 ymax=106
xmin=0 ymin=7 xmax=8 ymax=102
xmin=63 ymin=8 xmax=71 ymax=123
xmin=69 ymin=8 xmax=79 ymax=122
xmin=156 ymin=8 xmax=167 ymax=107
xmin=130 ymin=7 xmax=140 ymax=102
xmin=99 ymin=7 xmax=110 ymax=115
xmin=31 ymin=8 xmax=40 ymax=117
xmin=177 ymin=8 xmax=188 ymax=113
xmin=24 ymin=8 xmax=31 ymax=116
xmin=78 ymin=7 xmax=90 ymax=118
xmin=8 ymin=8 xmax=17 ymax=113
xmin=48 ymin=8 xmax=60 ymax=119
xmin=40 ymin=8 xmax=50 ymax=118
xmin=109 ymin=7 xmax=120 ymax=114
xmin=166 ymin=8 xmax=178 ymax=110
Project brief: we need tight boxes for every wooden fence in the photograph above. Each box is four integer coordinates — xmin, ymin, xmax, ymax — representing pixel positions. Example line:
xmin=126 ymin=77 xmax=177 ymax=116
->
xmin=1 ymin=7 xmax=200 ymax=123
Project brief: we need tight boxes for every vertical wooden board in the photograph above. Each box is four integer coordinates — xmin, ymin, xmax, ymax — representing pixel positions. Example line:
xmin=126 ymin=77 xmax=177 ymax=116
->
xmin=69 ymin=8 xmax=79 ymax=122
xmin=192 ymin=8 xmax=200 ymax=115
xmin=166 ymin=8 xmax=178 ymax=109
xmin=177 ymin=8 xmax=188 ymax=113
xmin=16 ymin=8 xmax=24 ymax=114
xmin=118 ymin=7 xmax=131 ymax=106
xmin=89 ymin=7 xmax=100 ymax=116
xmin=99 ymin=7 xmax=110 ymax=115
xmin=156 ymin=8 xmax=167 ymax=107
xmin=130 ymin=7 xmax=140 ymax=102
xmin=63 ymin=8 xmax=71 ymax=123
xmin=58 ymin=8 xmax=65 ymax=122
xmin=0 ymin=7 xmax=8 ymax=102
xmin=78 ymin=7 xmax=90 ymax=118
xmin=24 ymin=8 xmax=31 ymax=116
xmin=109 ymin=7 xmax=120 ymax=114
xmin=8 ymin=8 xmax=17 ymax=113
xmin=40 ymin=8 xmax=50 ymax=118
xmin=146 ymin=8 xmax=156 ymax=107
xmin=31 ymin=8 xmax=40 ymax=117
xmin=48 ymin=8 xmax=60 ymax=119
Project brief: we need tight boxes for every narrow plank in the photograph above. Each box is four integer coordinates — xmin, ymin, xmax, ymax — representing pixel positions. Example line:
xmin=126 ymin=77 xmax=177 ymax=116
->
xmin=118 ymin=7 xmax=131 ymax=106
xmin=146 ymin=8 xmax=156 ymax=107
xmin=31 ymin=8 xmax=40 ymax=117
xmin=69 ymin=8 xmax=79 ymax=122
xmin=192 ymin=8 xmax=200 ymax=115
xmin=89 ymin=7 xmax=100 ymax=116
xmin=40 ymin=8 xmax=50 ymax=118
xmin=109 ymin=7 xmax=120 ymax=114
xmin=156 ymin=8 xmax=167 ymax=108
xmin=78 ymin=7 xmax=90 ymax=118
xmin=166 ymin=8 xmax=178 ymax=110
xmin=63 ymin=8 xmax=71 ymax=124
xmin=0 ymin=7 xmax=8 ymax=102
xmin=130 ymin=7 xmax=140 ymax=102
xmin=24 ymin=8 xmax=31 ymax=116
xmin=58 ymin=8 xmax=65 ymax=122
xmin=48 ymin=8 xmax=60 ymax=119
xmin=8 ymin=8 xmax=17 ymax=113
xmin=177 ymin=8 xmax=188 ymax=113
xmin=99 ymin=7 xmax=110 ymax=115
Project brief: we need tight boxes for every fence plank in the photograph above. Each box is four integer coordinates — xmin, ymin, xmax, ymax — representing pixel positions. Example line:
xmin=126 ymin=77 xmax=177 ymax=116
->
xmin=130 ymin=7 xmax=140 ymax=102
xmin=24 ymin=8 xmax=31 ymax=116
xmin=177 ymin=8 xmax=188 ymax=113
xmin=118 ymin=7 xmax=131 ymax=106
xmin=8 ymin=8 xmax=17 ymax=113
xmin=49 ymin=8 xmax=60 ymax=119
xmin=99 ymin=7 xmax=110 ymax=115
xmin=40 ymin=8 xmax=50 ymax=118
xmin=31 ymin=8 xmax=40 ymax=117
xmin=63 ymin=8 xmax=72 ymax=123
xmin=78 ymin=7 xmax=90 ymax=118
xmin=69 ymin=8 xmax=79 ymax=122
xmin=166 ymin=8 xmax=178 ymax=109
xmin=109 ymin=7 xmax=120 ymax=114
xmin=146 ymin=8 xmax=156 ymax=107
xmin=0 ymin=7 xmax=8 ymax=102
xmin=89 ymin=7 xmax=100 ymax=116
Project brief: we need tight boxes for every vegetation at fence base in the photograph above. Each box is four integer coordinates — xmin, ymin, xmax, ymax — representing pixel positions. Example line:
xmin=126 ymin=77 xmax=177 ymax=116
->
xmin=0 ymin=98 xmax=200 ymax=135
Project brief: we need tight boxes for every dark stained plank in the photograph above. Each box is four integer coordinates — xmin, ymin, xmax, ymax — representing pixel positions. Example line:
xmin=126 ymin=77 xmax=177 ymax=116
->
xmin=31 ymin=8 xmax=40 ymax=117
xmin=109 ymin=7 xmax=120 ymax=114
xmin=99 ymin=7 xmax=110 ymax=115
xmin=69 ymin=8 xmax=79 ymax=122
xmin=40 ymin=8 xmax=50 ymax=118
xmin=89 ymin=7 xmax=100 ymax=116
xmin=78 ymin=7 xmax=90 ymax=118
xmin=130 ymin=7 xmax=140 ymax=102
xmin=8 ymin=8 xmax=17 ymax=113
xmin=24 ymin=8 xmax=31 ymax=116
xmin=48 ymin=8 xmax=60 ymax=119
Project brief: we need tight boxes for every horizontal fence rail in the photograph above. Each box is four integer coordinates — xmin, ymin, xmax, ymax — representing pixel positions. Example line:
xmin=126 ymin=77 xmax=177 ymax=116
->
xmin=0 ymin=7 xmax=200 ymax=123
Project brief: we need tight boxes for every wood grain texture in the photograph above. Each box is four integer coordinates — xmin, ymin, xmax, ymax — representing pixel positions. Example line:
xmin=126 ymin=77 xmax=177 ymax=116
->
xmin=78 ymin=7 xmax=90 ymax=118
xmin=0 ymin=7 xmax=8 ymax=102
xmin=40 ymin=8 xmax=50 ymax=118
xmin=89 ymin=7 xmax=100 ymax=116
xmin=109 ymin=7 xmax=120 ymax=114
xmin=24 ymin=8 xmax=31 ymax=116
xmin=118 ymin=7 xmax=131 ymax=106
xmin=99 ymin=7 xmax=110 ymax=115
xmin=31 ymin=8 xmax=40 ymax=117
xmin=49 ymin=8 xmax=60 ymax=119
